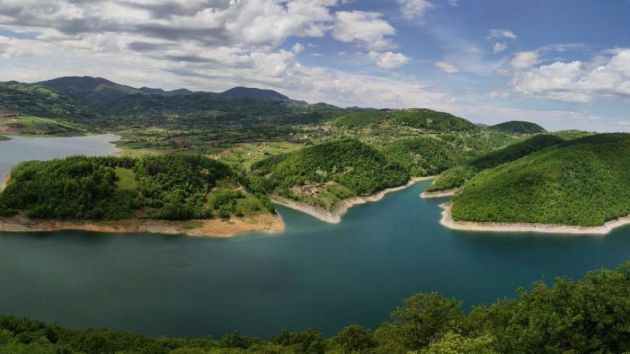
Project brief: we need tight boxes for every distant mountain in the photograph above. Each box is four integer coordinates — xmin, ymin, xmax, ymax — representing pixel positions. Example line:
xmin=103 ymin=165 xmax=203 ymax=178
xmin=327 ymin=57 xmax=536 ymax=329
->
xmin=38 ymin=76 xmax=142 ymax=106
xmin=489 ymin=121 xmax=546 ymax=134
xmin=221 ymin=87 xmax=289 ymax=101
xmin=139 ymin=87 xmax=193 ymax=96
xmin=333 ymin=108 xmax=479 ymax=133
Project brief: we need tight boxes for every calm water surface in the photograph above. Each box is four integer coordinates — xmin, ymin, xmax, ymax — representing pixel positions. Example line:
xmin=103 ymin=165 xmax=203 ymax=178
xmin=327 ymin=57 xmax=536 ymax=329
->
xmin=1 ymin=135 xmax=630 ymax=338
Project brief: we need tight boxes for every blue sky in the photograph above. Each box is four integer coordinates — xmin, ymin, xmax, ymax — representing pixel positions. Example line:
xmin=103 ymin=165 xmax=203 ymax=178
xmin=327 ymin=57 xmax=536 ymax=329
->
xmin=0 ymin=0 xmax=628 ymax=131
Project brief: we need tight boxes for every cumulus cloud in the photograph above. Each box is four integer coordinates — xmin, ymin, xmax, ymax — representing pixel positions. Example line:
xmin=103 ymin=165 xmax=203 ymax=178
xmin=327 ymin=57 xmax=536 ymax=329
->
xmin=332 ymin=11 xmax=396 ymax=50
xmin=371 ymin=51 xmax=410 ymax=70
xmin=398 ymin=0 xmax=433 ymax=22
xmin=493 ymin=42 xmax=507 ymax=54
xmin=511 ymin=51 xmax=539 ymax=69
xmin=511 ymin=49 xmax=630 ymax=102
xmin=433 ymin=61 xmax=459 ymax=73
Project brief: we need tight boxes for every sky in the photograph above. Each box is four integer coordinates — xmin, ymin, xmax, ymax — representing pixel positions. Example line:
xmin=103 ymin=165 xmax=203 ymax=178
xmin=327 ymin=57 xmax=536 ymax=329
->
xmin=0 ymin=0 xmax=629 ymax=131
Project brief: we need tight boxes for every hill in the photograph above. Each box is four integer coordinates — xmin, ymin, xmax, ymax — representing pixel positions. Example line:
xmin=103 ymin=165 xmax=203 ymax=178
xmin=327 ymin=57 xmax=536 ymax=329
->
xmin=489 ymin=121 xmax=546 ymax=134
xmin=221 ymin=86 xmax=289 ymax=101
xmin=382 ymin=136 xmax=464 ymax=176
xmin=249 ymin=139 xmax=409 ymax=210
xmin=0 ymin=154 xmax=272 ymax=221
xmin=39 ymin=76 xmax=142 ymax=106
xmin=333 ymin=108 xmax=478 ymax=133
xmin=428 ymin=134 xmax=565 ymax=192
xmin=451 ymin=133 xmax=630 ymax=226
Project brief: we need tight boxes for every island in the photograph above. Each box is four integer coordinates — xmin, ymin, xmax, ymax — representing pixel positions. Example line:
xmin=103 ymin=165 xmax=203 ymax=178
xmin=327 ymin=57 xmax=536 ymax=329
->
xmin=0 ymin=154 xmax=283 ymax=237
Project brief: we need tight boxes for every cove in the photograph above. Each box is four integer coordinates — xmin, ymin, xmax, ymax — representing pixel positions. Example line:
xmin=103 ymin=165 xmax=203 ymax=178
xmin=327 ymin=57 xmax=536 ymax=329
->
xmin=2 ymin=135 xmax=630 ymax=339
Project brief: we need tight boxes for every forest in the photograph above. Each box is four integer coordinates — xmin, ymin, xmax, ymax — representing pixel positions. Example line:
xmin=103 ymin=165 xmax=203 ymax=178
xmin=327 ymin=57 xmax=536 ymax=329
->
xmin=0 ymin=155 xmax=273 ymax=221
xmin=2 ymin=260 xmax=630 ymax=353
xmin=451 ymin=133 xmax=630 ymax=226
xmin=249 ymin=140 xmax=409 ymax=210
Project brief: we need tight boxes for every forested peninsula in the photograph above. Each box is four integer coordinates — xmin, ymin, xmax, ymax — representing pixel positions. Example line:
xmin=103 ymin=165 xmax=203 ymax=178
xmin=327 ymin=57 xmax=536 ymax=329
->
xmin=439 ymin=133 xmax=630 ymax=234
xmin=0 ymin=155 xmax=282 ymax=237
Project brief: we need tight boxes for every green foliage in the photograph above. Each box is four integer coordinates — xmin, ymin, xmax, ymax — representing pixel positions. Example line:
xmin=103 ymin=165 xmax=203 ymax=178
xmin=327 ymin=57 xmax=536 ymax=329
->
xmin=250 ymin=139 xmax=409 ymax=209
xmin=452 ymin=133 xmax=630 ymax=226
xmin=333 ymin=109 xmax=478 ymax=133
xmin=0 ymin=154 xmax=271 ymax=221
xmin=382 ymin=136 xmax=463 ymax=176
xmin=428 ymin=134 xmax=564 ymax=192
xmin=488 ymin=121 xmax=546 ymax=134
xmin=4 ymin=261 xmax=630 ymax=353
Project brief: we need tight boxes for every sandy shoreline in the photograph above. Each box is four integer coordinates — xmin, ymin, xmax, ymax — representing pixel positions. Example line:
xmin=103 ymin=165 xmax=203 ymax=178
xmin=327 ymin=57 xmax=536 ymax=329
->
xmin=439 ymin=203 xmax=630 ymax=235
xmin=273 ymin=176 xmax=435 ymax=223
xmin=0 ymin=213 xmax=284 ymax=238
xmin=420 ymin=188 xmax=459 ymax=199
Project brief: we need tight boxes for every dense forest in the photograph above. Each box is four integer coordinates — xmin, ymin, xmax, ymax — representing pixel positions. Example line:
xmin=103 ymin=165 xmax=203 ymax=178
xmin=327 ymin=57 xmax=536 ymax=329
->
xmin=489 ymin=120 xmax=546 ymax=134
xmin=0 ymin=155 xmax=273 ymax=220
xmin=428 ymin=134 xmax=566 ymax=192
xmin=381 ymin=136 xmax=463 ymax=176
xmin=451 ymin=133 xmax=630 ymax=226
xmin=332 ymin=109 xmax=478 ymax=133
xmin=2 ymin=261 xmax=630 ymax=353
xmin=249 ymin=140 xmax=409 ymax=210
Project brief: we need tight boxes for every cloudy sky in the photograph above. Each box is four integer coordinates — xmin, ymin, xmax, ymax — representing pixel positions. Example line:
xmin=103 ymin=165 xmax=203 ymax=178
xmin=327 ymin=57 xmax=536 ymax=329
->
xmin=0 ymin=0 xmax=629 ymax=131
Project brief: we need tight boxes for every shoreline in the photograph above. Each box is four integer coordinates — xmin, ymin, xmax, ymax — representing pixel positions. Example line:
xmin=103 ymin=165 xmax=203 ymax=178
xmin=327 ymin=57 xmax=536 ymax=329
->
xmin=273 ymin=176 xmax=435 ymax=223
xmin=0 ymin=213 xmax=284 ymax=238
xmin=420 ymin=188 xmax=459 ymax=199
xmin=439 ymin=203 xmax=630 ymax=235
xmin=0 ymin=172 xmax=9 ymax=191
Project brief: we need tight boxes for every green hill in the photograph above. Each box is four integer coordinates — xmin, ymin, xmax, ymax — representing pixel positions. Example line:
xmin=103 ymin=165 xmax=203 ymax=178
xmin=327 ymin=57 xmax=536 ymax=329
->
xmin=0 ymin=154 xmax=272 ymax=220
xmin=333 ymin=109 xmax=479 ymax=133
xmin=428 ymin=134 xmax=565 ymax=192
xmin=489 ymin=121 xmax=546 ymax=134
xmin=249 ymin=139 xmax=409 ymax=210
xmin=221 ymin=86 xmax=289 ymax=101
xmin=39 ymin=76 xmax=142 ymax=106
xmin=451 ymin=133 xmax=630 ymax=226
xmin=382 ymin=136 xmax=464 ymax=176
xmin=0 ymin=81 xmax=90 ymax=120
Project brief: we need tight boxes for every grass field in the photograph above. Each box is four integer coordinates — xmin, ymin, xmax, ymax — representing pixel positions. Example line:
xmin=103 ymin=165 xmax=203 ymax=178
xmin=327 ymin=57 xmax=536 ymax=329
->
xmin=213 ymin=141 xmax=304 ymax=170
xmin=114 ymin=168 xmax=137 ymax=190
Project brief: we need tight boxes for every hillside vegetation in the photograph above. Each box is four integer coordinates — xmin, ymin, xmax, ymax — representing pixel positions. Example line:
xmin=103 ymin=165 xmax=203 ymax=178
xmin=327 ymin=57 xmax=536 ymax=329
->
xmin=2 ymin=261 xmax=630 ymax=353
xmin=452 ymin=133 xmax=630 ymax=226
xmin=0 ymin=155 xmax=272 ymax=220
xmin=382 ymin=136 xmax=463 ymax=176
xmin=428 ymin=134 xmax=565 ymax=192
xmin=249 ymin=140 xmax=409 ymax=210
xmin=333 ymin=109 xmax=478 ymax=132
xmin=489 ymin=120 xmax=546 ymax=134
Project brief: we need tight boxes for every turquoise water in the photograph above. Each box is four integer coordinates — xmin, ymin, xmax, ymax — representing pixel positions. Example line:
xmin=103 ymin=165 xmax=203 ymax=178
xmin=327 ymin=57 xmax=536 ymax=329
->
xmin=1 ymin=135 xmax=630 ymax=338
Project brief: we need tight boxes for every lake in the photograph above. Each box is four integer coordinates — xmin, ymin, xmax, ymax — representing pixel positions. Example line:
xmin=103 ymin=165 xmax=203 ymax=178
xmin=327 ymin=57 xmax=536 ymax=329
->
xmin=1 ymin=134 xmax=630 ymax=338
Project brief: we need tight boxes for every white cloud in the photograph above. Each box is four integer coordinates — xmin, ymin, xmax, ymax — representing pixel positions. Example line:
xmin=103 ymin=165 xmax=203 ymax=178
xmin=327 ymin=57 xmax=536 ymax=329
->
xmin=511 ymin=49 xmax=630 ymax=102
xmin=398 ymin=0 xmax=433 ymax=22
xmin=493 ymin=42 xmax=507 ymax=53
xmin=488 ymin=29 xmax=517 ymax=40
xmin=292 ymin=43 xmax=305 ymax=54
xmin=511 ymin=51 xmax=539 ymax=69
xmin=448 ymin=0 xmax=459 ymax=6
xmin=371 ymin=51 xmax=410 ymax=70
xmin=433 ymin=61 xmax=459 ymax=73
xmin=488 ymin=29 xmax=516 ymax=54
xmin=332 ymin=11 xmax=395 ymax=50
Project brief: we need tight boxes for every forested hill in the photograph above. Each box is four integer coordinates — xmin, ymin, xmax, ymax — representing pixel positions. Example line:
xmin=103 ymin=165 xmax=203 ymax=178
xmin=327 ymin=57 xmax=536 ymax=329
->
xmin=333 ymin=109 xmax=478 ymax=132
xmin=451 ymin=133 xmax=630 ymax=226
xmin=249 ymin=139 xmax=409 ymax=210
xmin=0 ymin=154 xmax=273 ymax=221
xmin=428 ymin=134 xmax=565 ymax=192
xmin=489 ymin=120 xmax=546 ymax=134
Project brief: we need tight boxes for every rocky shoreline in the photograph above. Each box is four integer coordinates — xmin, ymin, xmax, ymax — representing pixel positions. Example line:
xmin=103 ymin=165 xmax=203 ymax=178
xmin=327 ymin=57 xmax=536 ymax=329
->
xmin=273 ymin=176 xmax=435 ymax=223
xmin=420 ymin=188 xmax=459 ymax=199
xmin=0 ymin=213 xmax=284 ymax=238
xmin=439 ymin=202 xmax=630 ymax=235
